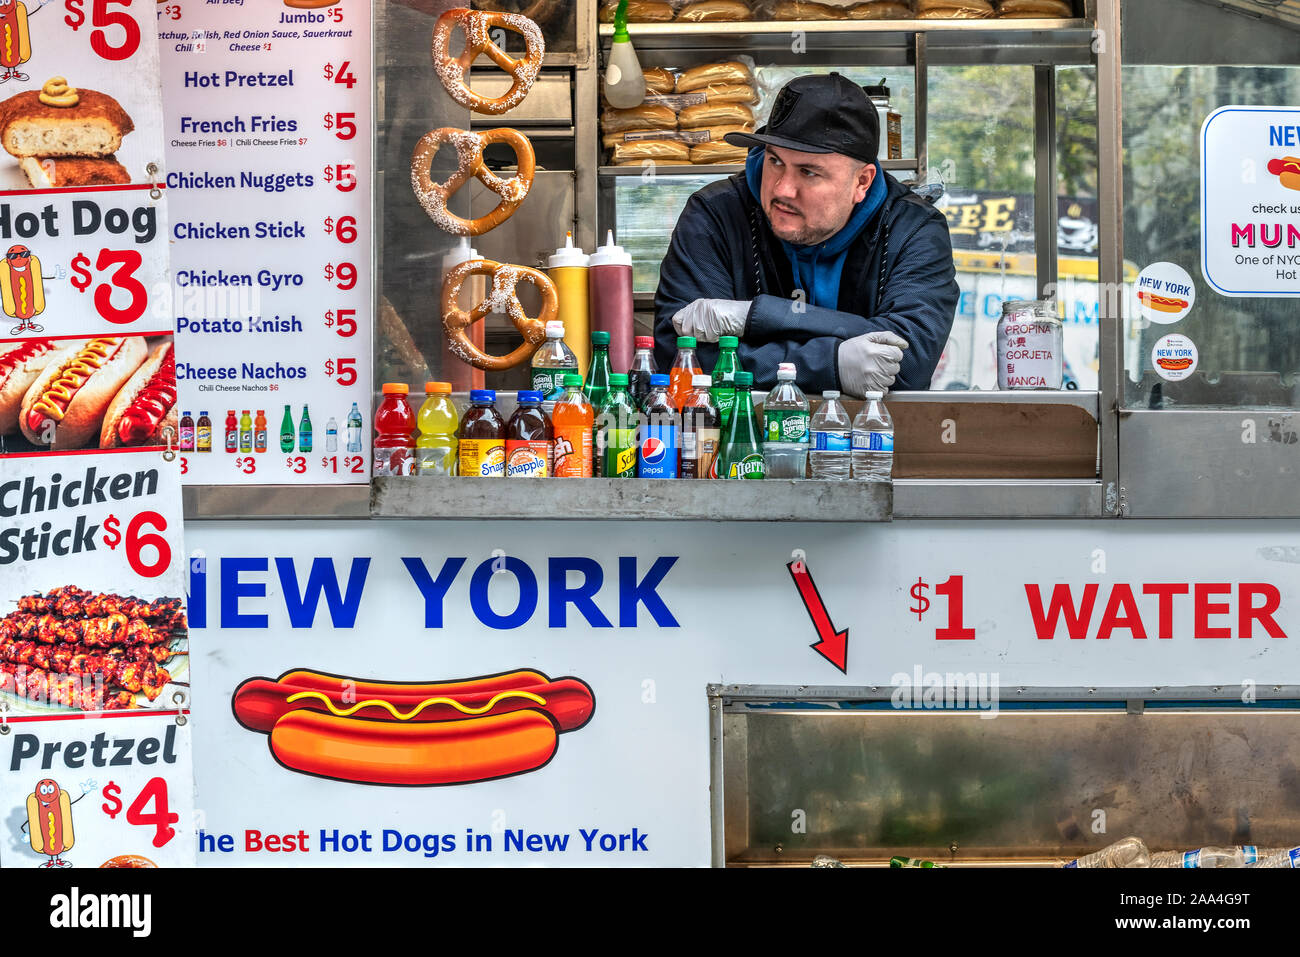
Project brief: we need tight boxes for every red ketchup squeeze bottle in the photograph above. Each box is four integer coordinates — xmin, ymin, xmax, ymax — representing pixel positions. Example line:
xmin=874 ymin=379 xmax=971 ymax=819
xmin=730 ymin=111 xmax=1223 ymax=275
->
xmin=588 ymin=229 xmax=634 ymax=378
xmin=373 ymin=383 xmax=416 ymax=476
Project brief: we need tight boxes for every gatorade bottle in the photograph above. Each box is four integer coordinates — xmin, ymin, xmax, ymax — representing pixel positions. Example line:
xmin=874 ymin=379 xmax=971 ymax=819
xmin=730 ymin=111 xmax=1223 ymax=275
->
xmin=457 ymin=390 xmax=506 ymax=477
xmin=416 ymin=381 xmax=459 ymax=476
xmin=628 ymin=335 xmax=657 ymax=410
xmin=253 ymin=410 xmax=268 ymax=453
xmin=718 ymin=371 xmax=764 ymax=479
xmin=224 ymin=411 xmax=238 ymax=453
xmin=279 ymin=405 xmax=294 ymax=453
xmin=506 ymin=391 xmax=552 ymax=478
xmin=681 ymin=374 xmax=721 ymax=479
xmin=179 ymin=411 xmax=195 ymax=452
xmin=711 ymin=335 xmax=740 ymax=431
xmin=373 ymin=383 xmax=416 ymax=476
xmin=238 ymin=410 xmax=252 ymax=453
xmin=669 ymin=335 xmax=703 ymax=410
xmin=638 ymin=373 xmax=680 ymax=478
xmin=597 ymin=372 xmax=638 ymax=478
xmin=552 ymin=373 xmax=593 ymax=478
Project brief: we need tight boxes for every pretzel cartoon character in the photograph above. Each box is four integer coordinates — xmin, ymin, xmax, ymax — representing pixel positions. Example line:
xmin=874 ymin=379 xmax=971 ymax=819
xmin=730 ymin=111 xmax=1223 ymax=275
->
xmin=27 ymin=779 xmax=74 ymax=867
xmin=432 ymin=8 xmax=544 ymax=115
xmin=1 ymin=244 xmax=45 ymax=334
xmin=0 ymin=0 xmax=30 ymax=84
xmin=442 ymin=258 xmax=556 ymax=371
xmin=412 ymin=128 xmax=535 ymax=236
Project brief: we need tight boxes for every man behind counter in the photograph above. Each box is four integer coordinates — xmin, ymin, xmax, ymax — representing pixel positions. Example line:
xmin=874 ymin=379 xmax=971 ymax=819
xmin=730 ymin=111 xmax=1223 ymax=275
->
xmin=654 ymin=72 xmax=959 ymax=397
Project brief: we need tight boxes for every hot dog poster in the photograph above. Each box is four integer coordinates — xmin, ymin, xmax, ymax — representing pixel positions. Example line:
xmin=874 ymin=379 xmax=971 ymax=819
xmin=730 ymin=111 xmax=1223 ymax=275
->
xmin=1201 ymin=105 xmax=1300 ymax=297
xmin=156 ymin=0 xmax=373 ymax=485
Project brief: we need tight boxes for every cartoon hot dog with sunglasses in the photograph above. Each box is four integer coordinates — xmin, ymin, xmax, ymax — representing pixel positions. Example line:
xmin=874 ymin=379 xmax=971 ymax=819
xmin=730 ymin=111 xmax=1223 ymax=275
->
xmin=233 ymin=668 xmax=596 ymax=786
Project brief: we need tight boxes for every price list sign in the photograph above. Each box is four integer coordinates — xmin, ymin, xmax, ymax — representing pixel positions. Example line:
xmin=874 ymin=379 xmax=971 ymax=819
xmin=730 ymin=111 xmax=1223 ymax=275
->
xmin=158 ymin=0 xmax=373 ymax=485
xmin=0 ymin=0 xmax=195 ymax=869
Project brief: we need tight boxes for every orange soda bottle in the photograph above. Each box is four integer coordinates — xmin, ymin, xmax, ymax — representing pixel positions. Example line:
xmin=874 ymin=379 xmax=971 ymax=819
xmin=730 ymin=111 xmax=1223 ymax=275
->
xmin=669 ymin=335 xmax=703 ymax=410
xmin=551 ymin=373 xmax=593 ymax=477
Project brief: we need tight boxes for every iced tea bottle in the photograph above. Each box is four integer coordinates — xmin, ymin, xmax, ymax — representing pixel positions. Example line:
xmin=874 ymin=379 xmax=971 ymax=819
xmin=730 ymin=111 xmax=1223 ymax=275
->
xmin=373 ymin=383 xmax=416 ymax=476
xmin=457 ymin=389 xmax=506 ymax=477
xmin=506 ymin=391 xmax=552 ymax=478
xmin=551 ymin=373 xmax=593 ymax=477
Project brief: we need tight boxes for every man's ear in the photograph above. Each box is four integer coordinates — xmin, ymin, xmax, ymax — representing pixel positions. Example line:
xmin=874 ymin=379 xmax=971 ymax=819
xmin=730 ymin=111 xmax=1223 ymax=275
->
xmin=854 ymin=163 xmax=875 ymax=204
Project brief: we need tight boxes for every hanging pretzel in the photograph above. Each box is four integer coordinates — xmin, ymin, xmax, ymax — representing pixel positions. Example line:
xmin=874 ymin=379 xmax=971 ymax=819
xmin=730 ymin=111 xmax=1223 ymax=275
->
xmin=411 ymin=127 xmax=535 ymax=236
xmin=431 ymin=8 xmax=545 ymax=115
xmin=442 ymin=258 xmax=557 ymax=372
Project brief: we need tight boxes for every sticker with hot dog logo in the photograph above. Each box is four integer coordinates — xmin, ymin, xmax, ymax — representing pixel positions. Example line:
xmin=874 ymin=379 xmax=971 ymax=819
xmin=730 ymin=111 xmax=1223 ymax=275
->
xmin=1151 ymin=332 xmax=1198 ymax=382
xmin=1268 ymin=156 xmax=1300 ymax=192
xmin=232 ymin=668 xmax=595 ymax=787
xmin=1134 ymin=262 xmax=1195 ymax=324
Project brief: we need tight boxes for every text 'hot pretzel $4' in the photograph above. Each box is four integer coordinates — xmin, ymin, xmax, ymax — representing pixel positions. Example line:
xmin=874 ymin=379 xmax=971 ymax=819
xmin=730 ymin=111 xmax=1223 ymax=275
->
xmin=412 ymin=127 xmax=534 ymax=236
xmin=442 ymin=258 xmax=557 ymax=371
xmin=432 ymin=7 xmax=544 ymax=115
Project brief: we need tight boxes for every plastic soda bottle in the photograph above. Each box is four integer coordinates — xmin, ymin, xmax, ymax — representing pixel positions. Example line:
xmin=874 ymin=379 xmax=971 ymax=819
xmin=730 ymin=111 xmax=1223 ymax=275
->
xmin=596 ymin=372 xmax=638 ymax=478
xmin=346 ymin=402 xmax=363 ymax=453
xmin=416 ymin=381 xmax=458 ymax=476
xmin=373 ymin=383 xmax=416 ymax=476
xmin=669 ymin=335 xmax=702 ymax=410
xmin=552 ymin=374 xmax=593 ymax=477
xmin=681 ymin=374 xmax=720 ymax=479
xmin=711 ymin=335 xmax=740 ymax=431
xmin=506 ymin=391 xmax=551 ymax=478
xmin=851 ymin=390 xmax=894 ymax=482
xmin=586 ymin=330 xmax=612 ymax=412
xmin=178 ymin=411 xmax=195 ymax=452
xmin=253 ymin=410 xmax=268 ymax=453
xmin=809 ymin=390 xmax=852 ymax=480
xmin=325 ymin=417 xmax=338 ymax=453
xmin=638 ymin=373 xmax=679 ymax=478
xmin=299 ymin=404 xmax=313 ymax=453
xmin=457 ymin=390 xmax=506 ymax=477
xmin=718 ymin=371 xmax=764 ymax=479
xmin=224 ymin=410 xmax=237 ymax=452
xmin=196 ymin=412 xmax=212 ymax=452
xmin=762 ymin=362 xmax=808 ymax=478
xmin=531 ymin=319 xmax=578 ymax=404
xmin=279 ymin=405 xmax=294 ymax=453
xmin=628 ymin=335 xmax=657 ymax=410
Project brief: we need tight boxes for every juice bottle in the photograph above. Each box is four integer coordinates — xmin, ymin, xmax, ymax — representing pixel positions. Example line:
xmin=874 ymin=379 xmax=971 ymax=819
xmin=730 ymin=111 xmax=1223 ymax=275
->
xmin=253 ymin=410 xmax=268 ymax=452
xmin=224 ymin=411 xmax=237 ymax=452
xmin=238 ymin=410 xmax=252 ymax=453
xmin=196 ymin=412 xmax=212 ymax=452
xmin=279 ymin=405 xmax=294 ymax=453
xmin=458 ymin=390 xmax=506 ymax=477
xmin=179 ymin=411 xmax=195 ymax=452
xmin=551 ymin=373 xmax=593 ymax=478
xmin=416 ymin=381 xmax=459 ymax=476
xmin=373 ymin=383 xmax=416 ymax=476
xmin=506 ymin=391 xmax=552 ymax=478
xmin=668 ymin=335 xmax=702 ymax=410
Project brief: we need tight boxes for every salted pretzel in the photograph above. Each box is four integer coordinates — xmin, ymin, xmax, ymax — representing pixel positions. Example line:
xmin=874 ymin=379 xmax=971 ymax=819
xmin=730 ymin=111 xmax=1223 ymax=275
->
xmin=412 ymin=127 xmax=535 ymax=236
xmin=442 ymin=258 xmax=557 ymax=371
xmin=432 ymin=8 xmax=545 ymax=115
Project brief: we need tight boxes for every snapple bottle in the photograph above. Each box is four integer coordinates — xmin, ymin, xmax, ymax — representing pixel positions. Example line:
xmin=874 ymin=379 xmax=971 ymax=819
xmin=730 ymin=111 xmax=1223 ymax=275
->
xmin=457 ymin=389 xmax=506 ymax=477
xmin=506 ymin=391 xmax=551 ymax=478
xmin=373 ymin=383 xmax=416 ymax=476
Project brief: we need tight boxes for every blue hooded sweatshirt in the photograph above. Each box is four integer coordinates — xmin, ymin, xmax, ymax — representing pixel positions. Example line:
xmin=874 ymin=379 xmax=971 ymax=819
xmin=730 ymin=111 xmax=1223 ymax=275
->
xmin=745 ymin=146 xmax=888 ymax=310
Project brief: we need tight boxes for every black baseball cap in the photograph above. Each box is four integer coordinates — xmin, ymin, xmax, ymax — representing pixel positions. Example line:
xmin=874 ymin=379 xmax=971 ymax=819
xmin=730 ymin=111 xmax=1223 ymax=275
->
xmin=725 ymin=72 xmax=879 ymax=165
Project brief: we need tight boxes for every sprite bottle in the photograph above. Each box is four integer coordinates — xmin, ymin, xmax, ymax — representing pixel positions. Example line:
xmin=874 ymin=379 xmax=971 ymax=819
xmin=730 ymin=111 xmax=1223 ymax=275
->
xmin=718 ymin=370 xmax=764 ymax=479
xmin=597 ymin=373 xmax=639 ymax=478
xmin=711 ymin=335 xmax=740 ymax=431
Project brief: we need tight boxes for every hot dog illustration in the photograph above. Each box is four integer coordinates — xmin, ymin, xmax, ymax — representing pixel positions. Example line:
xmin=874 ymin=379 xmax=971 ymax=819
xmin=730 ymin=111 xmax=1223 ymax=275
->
xmin=1136 ymin=290 xmax=1188 ymax=314
xmin=1155 ymin=355 xmax=1194 ymax=371
xmin=233 ymin=668 xmax=595 ymax=786
xmin=1268 ymin=156 xmax=1300 ymax=192
xmin=1 ymin=244 xmax=44 ymax=334
xmin=0 ymin=0 xmax=31 ymax=84
xmin=26 ymin=778 xmax=74 ymax=867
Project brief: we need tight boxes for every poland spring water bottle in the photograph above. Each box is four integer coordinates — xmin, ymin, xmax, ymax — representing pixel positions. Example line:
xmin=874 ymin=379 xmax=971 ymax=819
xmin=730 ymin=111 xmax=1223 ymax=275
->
xmin=851 ymin=390 xmax=894 ymax=482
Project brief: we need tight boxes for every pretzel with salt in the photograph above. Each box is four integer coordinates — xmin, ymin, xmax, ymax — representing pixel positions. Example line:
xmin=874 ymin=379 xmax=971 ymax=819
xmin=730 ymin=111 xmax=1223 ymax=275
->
xmin=432 ymin=8 xmax=545 ymax=116
xmin=412 ymin=127 xmax=535 ymax=236
xmin=442 ymin=258 xmax=557 ymax=371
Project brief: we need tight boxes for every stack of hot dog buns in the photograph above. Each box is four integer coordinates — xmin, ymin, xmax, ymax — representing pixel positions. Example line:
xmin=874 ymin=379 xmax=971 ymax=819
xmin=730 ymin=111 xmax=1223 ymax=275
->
xmin=600 ymin=0 xmax=753 ymax=20
xmin=0 ymin=78 xmax=135 ymax=188
xmin=0 ymin=336 xmax=177 ymax=451
xmin=597 ymin=0 xmax=1071 ymax=18
xmin=602 ymin=60 xmax=756 ymax=165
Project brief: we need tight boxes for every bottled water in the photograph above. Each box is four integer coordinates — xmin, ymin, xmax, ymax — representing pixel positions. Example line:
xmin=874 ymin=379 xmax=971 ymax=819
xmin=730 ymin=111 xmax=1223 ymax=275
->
xmin=1064 ymin=836 xmax=1150 ymax=868
xmin=1248 ymin=846 xmax=1300 ymax=868
xmin=851 ymin=390 xmax=893 ymax=482
xmin=762 ymin=362 xmax=808 ymax=479
xmin=1150 ymin=846 xmax=1262 ymax=868
xmin=809 ymin=390 xmax=851 ymax=480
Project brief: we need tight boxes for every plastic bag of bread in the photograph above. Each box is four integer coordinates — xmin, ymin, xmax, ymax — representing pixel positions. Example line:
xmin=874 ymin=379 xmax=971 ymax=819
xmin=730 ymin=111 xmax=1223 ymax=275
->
xmin=642 ymin=67 xmax=677 ymax=95
xmin=846 ymin=0 xmax=913 ymax=17
xmin=612 ymin=140 xmax=692 ymax=164
xmin=690 ymin=141 xmax=749 ymax=164
xmin=695 ymin=123 xmax=755 ymax=143
xmin=602 ymin=104 xmax=677 ymax=133
xmin=771 ymin=1 xmax=844 ymax=19
xmin=679 ymin=102 xmax=755 ymax=130
xmin=701 ymin=84 xmax=758 ymax=106
xmin=676 ymin=0 xmax=752 ymax=20
xmin=914 ymin=0 xmax=993 ymax=16
xmin=599 ymin=0 xmax=675 ymax=20
xmin=997 ymin=0 xmax=1072 ymax=16
xmin=675 ymin=59 xmax=754 ymax=94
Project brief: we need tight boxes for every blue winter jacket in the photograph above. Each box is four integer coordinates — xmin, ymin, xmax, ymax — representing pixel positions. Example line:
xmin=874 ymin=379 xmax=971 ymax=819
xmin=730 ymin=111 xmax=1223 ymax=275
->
xmin=653 ymin=167 xmax=959 ymax=393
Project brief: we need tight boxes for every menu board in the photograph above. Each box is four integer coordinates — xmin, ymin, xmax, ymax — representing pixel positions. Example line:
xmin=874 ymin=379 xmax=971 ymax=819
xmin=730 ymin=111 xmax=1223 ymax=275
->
xmin=0 ymin=0 xmax=194 ymax=869
xmin=157 ymin=0 xmax=373 ymax=484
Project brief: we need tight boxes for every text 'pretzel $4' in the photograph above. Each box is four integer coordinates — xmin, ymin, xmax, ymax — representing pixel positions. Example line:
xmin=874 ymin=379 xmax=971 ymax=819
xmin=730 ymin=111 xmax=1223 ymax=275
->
xmin=432 ymin=8 xmax=544 ymax=116
xmin=442 ymin=258 xmax=557 ymax=371
xmin=411 ymin=127 xmax=535 ymax=236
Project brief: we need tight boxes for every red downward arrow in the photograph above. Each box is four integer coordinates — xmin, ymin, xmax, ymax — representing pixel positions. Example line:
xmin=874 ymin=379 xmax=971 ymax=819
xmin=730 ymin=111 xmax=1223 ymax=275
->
xmin=787 ymin=560 xmax=848 ymax=673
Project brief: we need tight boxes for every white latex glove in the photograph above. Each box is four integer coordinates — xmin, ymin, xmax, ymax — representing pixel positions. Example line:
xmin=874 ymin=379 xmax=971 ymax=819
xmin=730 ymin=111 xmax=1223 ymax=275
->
xmin=837 ymin=330 xmax=909 ymax=398
xmin=671 ymin=298 xmax=749 ymax=342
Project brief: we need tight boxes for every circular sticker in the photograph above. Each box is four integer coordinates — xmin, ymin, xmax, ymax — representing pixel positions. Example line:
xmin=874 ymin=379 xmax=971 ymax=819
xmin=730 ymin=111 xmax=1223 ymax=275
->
xmin=1135 ymin=262 xmax=1195 ymax=324
xmin=1151 ymin=333 xmax=1198 ymax=381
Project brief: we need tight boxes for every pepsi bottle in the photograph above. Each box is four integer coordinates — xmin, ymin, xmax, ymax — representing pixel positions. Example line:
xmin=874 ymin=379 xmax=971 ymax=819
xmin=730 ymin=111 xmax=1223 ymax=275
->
xmin=637 ymin=373 xmax=680 ymax=479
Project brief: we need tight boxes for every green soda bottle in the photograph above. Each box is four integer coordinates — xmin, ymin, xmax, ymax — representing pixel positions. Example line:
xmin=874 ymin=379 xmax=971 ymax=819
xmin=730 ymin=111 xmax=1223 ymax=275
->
xmin=711 ymin=335 xmax=740 ymax=431
xmin=596 ymin=372 xmax=638 ymax=478
xmin=890 ymin=856 xmax=943 ymax=868
xmin=279 ymin=405 xmax=294 ymax=453
xmin=299 ymin=404 xmax=313 ymax=453
xmin=586 ymin=331 xmax=612 ymax=412
xmin=718 ymin=370 xmax=764 ymax=479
